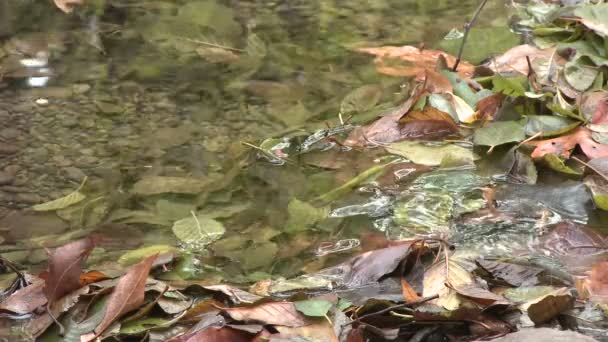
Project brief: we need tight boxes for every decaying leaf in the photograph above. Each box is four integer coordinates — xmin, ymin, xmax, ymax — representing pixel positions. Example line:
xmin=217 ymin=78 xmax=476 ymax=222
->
xmin=357 ymin=45 xmax=474 ymax=78
xmin=527 ymin=127 xmax=608 ymax=159
xmin=487 ymin=44 xmax=556 ymax=75
xmin=223 ymin=301 xmax=309 ymax=327
xmin=0 ymin=277 xmax=46 ymax=314
xmin=44 ymin=237 xmax=96 ymax=305
xmin=82 ymin=255 xmax=157 ymax=341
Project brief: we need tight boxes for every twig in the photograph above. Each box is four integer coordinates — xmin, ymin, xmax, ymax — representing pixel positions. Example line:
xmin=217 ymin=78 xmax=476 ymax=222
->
xmin=452 ymin=0 xmax=490 ymax=72
xmin=342 ymin=294 xmax=439 ymax=327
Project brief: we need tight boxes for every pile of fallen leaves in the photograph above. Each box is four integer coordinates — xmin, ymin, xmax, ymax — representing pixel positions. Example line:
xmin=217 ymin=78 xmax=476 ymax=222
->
xmin=1 ymin=223 xmax=606 ymax=341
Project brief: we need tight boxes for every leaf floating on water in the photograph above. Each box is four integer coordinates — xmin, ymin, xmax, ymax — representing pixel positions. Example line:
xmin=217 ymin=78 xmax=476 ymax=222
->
xmin=172 ymin=211 xmax=225 ymax=246
xmin=33 ymin=177 xmax=87 ymax=211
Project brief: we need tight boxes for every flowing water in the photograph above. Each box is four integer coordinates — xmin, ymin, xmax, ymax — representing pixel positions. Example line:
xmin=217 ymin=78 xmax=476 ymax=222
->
xmin=0 ymin=0 xmax=605 ymax=284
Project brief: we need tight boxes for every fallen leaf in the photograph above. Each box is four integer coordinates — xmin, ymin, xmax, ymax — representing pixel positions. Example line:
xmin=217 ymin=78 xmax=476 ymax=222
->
xmin=584 ymin=175 xmax=608 ymax=211
xmin=580 ymin=90 xmax=608 ymax=124
xmin=474 ymin=121 xmax=526 ymax=147
xmin=487 ymin=44 xmax=555 ymax=75
xmin=172 ymin=212 xmax=225 ymax=247
xmin=357 ymin=45 xmax=474 ymax=78
xmin=488 ymin=328 xmax=596 ymax=342
xmin=27 ymin=285 xmax=90 ymax=337
xmin=423 ymin=258 xmax=474 ymax=310
xmin=584 ymin=261 xmax=608 ymax=304
xmin=294 ymin=299 xmax=333 ymax=317
xmin=82 ymin=255 xmax=157 ymax=341
xmin=53 ymin=0 xmax=83 ymax=13
xmin=386 ymin=141 xmax=478 ymax=166
xmin=445 ymin=92 xmax=477 ymax=123
xmin=398 ymin=105 xmax=460 ymax=140
xmin=171 ymin=326 xmax=253 ymax=342
xmin=0 ymin=277 xmax=46 ymax=314
xmin=476 ymin=259 xmax=542 ymax=287
xmin=575 ymin=4 xmax=608 ymax=37
xmin=32 ymin=189 xmax=86 ymax=211
xmin=44 ymin=237 xmax=96 ymax=305
xmin=401 ymin=278 xmax=422 ymax=303
xmin=476 ymin=92 xmax=504 ymax=120
xmin=223 ymin=301 xmax=309 ymax=327
xmin=527 ymin=127 xmax=608 ymax=159
xmin=520 ymin=287 xmax=574 ymax=325
xmin=275 ymin=319 xmax=339 ymax=342
xmin=132 ymin=176 xmax=212 ymax=196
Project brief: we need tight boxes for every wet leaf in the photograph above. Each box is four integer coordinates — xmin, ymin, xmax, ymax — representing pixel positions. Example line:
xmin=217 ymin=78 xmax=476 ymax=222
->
xmin=356 ymin=45 xmax=474 ymax=78
xmin=476 ymin=259 xmax=542 ymax=287
xmin=285 ymin=198 xmax=329 ymax=233
xmin=132 ymin=176 xmax=212 ymax=196
xmin=584 ymin=175 xmax=608 ymax=210
xmin=423 ymin=258 xmax=474 ymax=310
xmin=524 ymin=115 xmax=579 ymax=137
xmin=172 ymin=212 xmax=225 ymax=246
xmin=82 ymin=255 xmax=157 ymax=341
xmin=0 ymin=277 xmax=46 ymax=314
xmin=398 ymin=106 xmax=460 ymax=140
xmin=44 ymin=237 xmax=96 ymax=305
xmin=575 ymin=4 xmax=608 ymax=37
xmin=564 ymin=59 xmax=598 ymax=92
xmin=474 ymin=121 xmax=525 ymax=147
xmin=32 ymin=190 xmax=85 ymax=211
xmin=294 ymin=299 xmax=333 ymax=317
xmin=386 ymin=141 xmax=478 ymax=166
xmin=171 ymin=326 xmax=253 ymax=342
xmin=584 ymin=261 xmax=608 ymax=304
xmin=476 ymin=92 xmax=504 ymax=120
xmin=445 ymin=92 xmax=477 ymax=123
xmin=543 ymin=154 xmax=582 ymax=175
xmin=527 ymin=127 xmax=608 ymax=159
xmin=521 ymin=287 xmax=574 ymax=325
xmin=223 ymin=301 xmax=309 ymax=327
xmin=487 ymin=44 xmax=555 ymax=75
xmin=118 ymin=245 xmax=176 ymax=266
xmin=27 ymin=285 xmax=90 ymax=337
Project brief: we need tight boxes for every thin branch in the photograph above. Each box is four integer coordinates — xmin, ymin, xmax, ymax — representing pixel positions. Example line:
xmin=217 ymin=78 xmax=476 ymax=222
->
xmin=452 ymin=0 xmax=490 ymax=72
xmin=342 ymin=294 xmax=439 ymax=327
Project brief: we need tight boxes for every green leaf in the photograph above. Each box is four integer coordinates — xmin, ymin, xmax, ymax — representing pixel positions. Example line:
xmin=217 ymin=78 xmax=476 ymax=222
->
xmin=474 ymin=121 xmax=525 ymax=147
xmin=132 ymin=176 xmax=212 ymax=196
xmin=285 ymin=199 xmax=328 ymax=233
xmin=386 ymin=141 xmax=478 ymax=166
xmin=585 ymin=175 xmax=608 ymax=211
xmin=564 ymin=59 xmax=598 ymax=92
xmin=544 ymin=154 xmax=582 ymax=176
xmin=492 ymin=75 xmax=527 ymax=97
xmin=337 ymin=299 xmax=353 ymax=311
xmin=33 ymin=189 xmax=86 ymax=212
xmin=294 ymin=299 xmax=333 ymax=317
xmin=575 ymin=4 xmax=608 ymax=37
xmin=118 ymin=245 xmax=176 ymax=266
xmin=172 ymin=212 xmax=225 ymax=247
xmin=524 ymin=115 xmax=579 ymax=137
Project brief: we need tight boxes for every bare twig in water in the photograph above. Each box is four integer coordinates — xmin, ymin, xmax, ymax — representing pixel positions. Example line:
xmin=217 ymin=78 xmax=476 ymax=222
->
xmin=452 ymin=0 xmax=490 ymax=72
xmin=342 ymin=295 xmax=439 ymax=327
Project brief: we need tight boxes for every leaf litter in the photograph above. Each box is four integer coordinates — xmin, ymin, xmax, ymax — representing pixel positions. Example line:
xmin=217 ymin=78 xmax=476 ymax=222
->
xmin=6 ymin=1 xmax=608 ymax=341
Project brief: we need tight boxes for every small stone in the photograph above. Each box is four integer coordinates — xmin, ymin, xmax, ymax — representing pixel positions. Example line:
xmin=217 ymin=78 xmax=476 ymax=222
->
xmin=64 ymin=166 xmax=86 ymax=182
xmin=72 ymin=83 xmax=91 ymax=94
xmin=95 ymin=101 xmax=123 ymax=115
xmin=0 ymin=128 xmax=21 ymax=140
xmin=0 ymin=172 xmax=14 ymax=185
xmin=0 ymin=142 xmax=18 ymax=155
xmin=13 ymin=193 xmax=42 ymax=204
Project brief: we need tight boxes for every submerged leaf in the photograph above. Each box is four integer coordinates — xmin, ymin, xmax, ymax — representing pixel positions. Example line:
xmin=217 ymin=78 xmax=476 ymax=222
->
xmin=172 ymin=212 xmax=225 ymax=246
xmin=132 ymin=176 xmax=212 ymax=196
xmin=386 ymin=141 xmax=478 ymax=166
xmin=474 ymin=121 xmax=525 ymax=147
xmin=33 ymin=190 xmax=86 ymax=211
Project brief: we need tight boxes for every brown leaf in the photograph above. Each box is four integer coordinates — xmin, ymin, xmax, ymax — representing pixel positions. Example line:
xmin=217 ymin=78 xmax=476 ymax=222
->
xmin=171 ymin=326 xmax=253 ymax=342
xmin=357 ymin=45 xmax=474 ymax=78
xmin=318 ymin=241 xmax=417 ymax=288
xmin=344 ymin=85 xmax=428 ymax=147
xmin=26 ymin=285 xmax=90 ymax=337
xmin=476 ymin=92 xmax=504 ymax=120
xmin=521 ymin=287 xmax=574 ymax=325
xmin=398 ymin=105 xmax=460 ymax=140
xmin=44 ymin=237 xmax=96 ymax=305
xmin=401 ymin=278 xmax=422 ymax=303
xmin=275 ymin=319 xmax=338 ymax=342
xmin=584 ymin=261 xmax=608 ymax=304
xmin=0 ymin=277 xmax=46 ymax=314
xmin=580 ymin=90 xmax=608 ymax=124
xmin=81 ymin=254 xmax=157 ymax=341
xmin=222 ymin=301 xmax=310 ymax=327
xmin=487 ymin=45 xmax=555 ymax=75
xmin=476 ymin=259 xmax=542 ymax=287
xmin=53 ymin=0 xmax=84 ymax=13
xmin=527 ymin=127 xmax=608 ymax=159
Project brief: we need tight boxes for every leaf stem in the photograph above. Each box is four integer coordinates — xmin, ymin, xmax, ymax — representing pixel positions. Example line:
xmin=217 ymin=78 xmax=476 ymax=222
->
xmin=452 ymin=0 xmax=490 ymax=72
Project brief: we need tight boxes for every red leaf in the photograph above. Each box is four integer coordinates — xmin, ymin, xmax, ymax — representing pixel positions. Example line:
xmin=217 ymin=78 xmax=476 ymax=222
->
xmin=43 ymin=237 xmax=96 ymax=305
xmin=527 ymin=127 xmax=608 ymax=159
xmin=585 ymin=261 xmax=608 ymax=304
xmin=81 ymin=254 xmax=157 ymax=341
